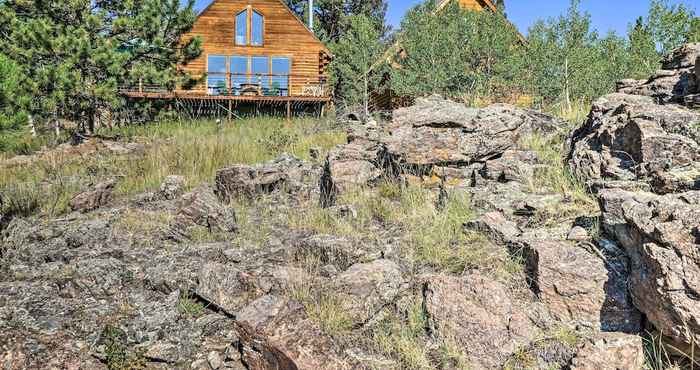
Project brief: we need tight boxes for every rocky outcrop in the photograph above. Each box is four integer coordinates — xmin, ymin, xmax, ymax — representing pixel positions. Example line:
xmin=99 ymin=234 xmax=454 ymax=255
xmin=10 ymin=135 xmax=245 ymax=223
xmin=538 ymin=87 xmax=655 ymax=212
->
xmin=517 ymin=239 xmax=641 ymax=333
xmin=618 ymin=42 xmax=699 ymax=104
xmin=422 ymin=273 xmax=544 ymax=369
xmin=159 ymin=175 xmax=186 ymax=200
xmin=570 ymin=332 xmax=645 ymax=370
xmin=568 ymin=43 xmax=700 ymax=194
xmin=69 ymin=179 xmax=116 ymax=212
xmin=215 ymin=154 xmax=315 ymax=201
xmin=320 ymin=143 xmax=383 ymax=207
xmin=331 ymin=259 xmax=406 ymax=325
xmin=235 ymin=295 xmax=349 ymax=370
xmin=170 ymin=185 xmax=237 ymax=240
xmin=567 ymin=92 xmax=700 ymax=194
xmin=384 ymin=96 xmax=561 ymax=167
xmin=599 ymin=189 xmax=700 ymax=347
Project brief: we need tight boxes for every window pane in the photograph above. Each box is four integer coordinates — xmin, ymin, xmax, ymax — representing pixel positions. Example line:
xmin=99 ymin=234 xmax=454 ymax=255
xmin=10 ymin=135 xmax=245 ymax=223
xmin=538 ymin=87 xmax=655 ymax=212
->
xmin=251 ymin=11 xmax=263 ymax=46
xmin=251 ymin=56 xmax=269 ymax=89
xmin=207 ymin=55 xmax=227 ymax=95
xmin=230 ymin=56 xmax=248 ymax=95
xmin=235 ymin=11 xmax=247 ymax=45
xmin=271 ymin=57 xmax=290 ymax=96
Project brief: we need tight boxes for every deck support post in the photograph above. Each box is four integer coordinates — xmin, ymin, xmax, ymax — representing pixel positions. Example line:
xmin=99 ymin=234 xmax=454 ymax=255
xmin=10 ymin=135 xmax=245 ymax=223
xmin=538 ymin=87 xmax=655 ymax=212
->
xmin=286 ymin=100 xmax=291 ymax=122
xmin=228 ymin=100 xmax=232 ymax=122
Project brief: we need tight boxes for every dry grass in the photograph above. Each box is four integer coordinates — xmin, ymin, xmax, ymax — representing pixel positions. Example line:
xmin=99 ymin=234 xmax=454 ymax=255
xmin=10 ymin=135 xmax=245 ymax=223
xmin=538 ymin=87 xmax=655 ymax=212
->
xmin=0 ymin=117 xmax=346 ymax=218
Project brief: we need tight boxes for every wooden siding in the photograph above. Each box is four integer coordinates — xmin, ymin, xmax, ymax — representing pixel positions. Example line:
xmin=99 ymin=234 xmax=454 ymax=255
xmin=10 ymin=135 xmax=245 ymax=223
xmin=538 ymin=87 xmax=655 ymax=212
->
xmin=179 ymin=0 xmax=330 ymax=96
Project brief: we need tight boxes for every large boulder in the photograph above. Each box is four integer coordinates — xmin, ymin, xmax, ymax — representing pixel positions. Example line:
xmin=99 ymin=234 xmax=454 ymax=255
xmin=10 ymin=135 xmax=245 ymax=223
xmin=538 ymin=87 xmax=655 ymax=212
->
xmin=330 ymin=259 xmax=406 ymax=324
xmin=567 ymin=92 xmax=700 ymax=194
xmin=235 ymin=295 xmax=349 ymax=370
xmin=69 ymin=179 xmax=116 ymax=212
xmin=384 ymin=96 xmax=562 ymax=167
xmin=422 ymin=273 xmax=543 ymax=369
xmin=599 ymin=189 xmax=700 ymax=347
xmin=618 ymin=43 xmax=699 ymax=104
xmin=215 ymin=154 xmax=315 ymax=201
xmin=570 ymin=332 xmax=645 ymax=370
xmin=516 ymin=239 xmax=641 ymax=333
xmin=170 ymin=185 xmax=237 ymax=240
xmin=320 ymin=143 xmax=383 ymax=207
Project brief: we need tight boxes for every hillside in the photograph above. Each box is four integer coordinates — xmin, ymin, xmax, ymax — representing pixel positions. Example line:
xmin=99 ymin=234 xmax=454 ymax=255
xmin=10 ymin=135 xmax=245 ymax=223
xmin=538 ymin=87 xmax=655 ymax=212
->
xmin=1 ymin=44 xmax=700 ymax=370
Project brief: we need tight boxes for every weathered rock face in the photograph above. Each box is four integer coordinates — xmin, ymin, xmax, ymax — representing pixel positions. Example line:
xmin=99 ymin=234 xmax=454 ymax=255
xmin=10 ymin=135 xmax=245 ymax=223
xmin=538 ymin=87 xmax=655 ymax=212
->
xmin=320 ymin=142 xmax=383 ymax=207
xmin=567 ymin=93 xmax=700 ymax=194
xmin=215 ymin=154 xmax=316 ymax=201
xmin=384 ymin=96 xmax=560 ymax=167
xmin=69 ymin=179 xmax=116 ymax=212
xmin=570 ymin=332 xmax=645 ymax=370
xmin=618 ymin=42 xmax=699 ymax=104
xmin=600 ymin=189 xmax=700 ymax=347
xmin=517 ymin=239 xmax=641 ymax=333
xmin=170 ymin=185 xmax=237 ymax=240
xmin=422 ymin=273 xmax=544 ymax=369
xmin=235 ymin=295 xmax=349 ymax=370
xmin=331 ymin=259 xmax=406 ymax=324
xmin=159 ymin=175 xmax=186 ymax=200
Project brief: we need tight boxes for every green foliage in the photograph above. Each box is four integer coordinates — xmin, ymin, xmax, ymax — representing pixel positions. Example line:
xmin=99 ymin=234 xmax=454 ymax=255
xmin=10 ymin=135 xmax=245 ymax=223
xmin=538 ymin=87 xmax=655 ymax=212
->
xmin=627 ymin=16 xmax=660 ymax=79
xmin=0 ymin=53 xmax=30 ymax=132
xmin=0 ymin=0 xmax=201 ymax=132
xmin=286 ymin=0 xmax=389 ymax=42
xmin=390 ymin=2 xmax=524 ymax=101
xmin=329 ymin=14 xmax=386 ymax=110
xmin=178 ymin=291 xmax=205 ymax=318
xmin=647 ymin=0 xmax=698 ymax=54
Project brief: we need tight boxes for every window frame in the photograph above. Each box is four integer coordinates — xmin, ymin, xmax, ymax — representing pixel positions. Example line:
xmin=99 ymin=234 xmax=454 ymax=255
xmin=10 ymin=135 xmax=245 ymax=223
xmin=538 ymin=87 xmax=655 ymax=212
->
xmin=234 ymin=6 xmax=264 ymax=47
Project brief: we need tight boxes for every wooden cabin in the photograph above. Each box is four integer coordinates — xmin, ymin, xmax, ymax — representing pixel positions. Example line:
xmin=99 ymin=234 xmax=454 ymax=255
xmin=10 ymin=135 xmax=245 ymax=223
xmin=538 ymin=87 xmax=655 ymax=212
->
xmin=122 ymin=0 xmax=332 ymax=118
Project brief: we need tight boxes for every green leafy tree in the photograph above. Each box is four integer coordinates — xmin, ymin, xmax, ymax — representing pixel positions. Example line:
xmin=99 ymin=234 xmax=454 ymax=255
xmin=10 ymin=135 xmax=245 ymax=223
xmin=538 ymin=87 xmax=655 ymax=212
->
xmin=329 ymin=14 xmax=386 ymax=113
xmin=525 ymin=0 xmax=606 ymax=109
xmin=389 ymin=2 xmax=523 ymax=102
xmin=627 ymin=16 xmax=660 ymax=79
xmin=286 ymin=0 xmax=389 ymax=42
xmin=646 ymin=0 xmax=697 ymax=54
xmin=0 ymin=0 xmax=202 ymax=132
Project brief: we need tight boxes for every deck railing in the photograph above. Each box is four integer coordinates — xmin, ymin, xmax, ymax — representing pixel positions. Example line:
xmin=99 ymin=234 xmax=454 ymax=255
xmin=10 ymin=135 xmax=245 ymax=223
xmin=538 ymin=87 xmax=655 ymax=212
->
xmin=119 ymin=74 xmax=330 ymax=98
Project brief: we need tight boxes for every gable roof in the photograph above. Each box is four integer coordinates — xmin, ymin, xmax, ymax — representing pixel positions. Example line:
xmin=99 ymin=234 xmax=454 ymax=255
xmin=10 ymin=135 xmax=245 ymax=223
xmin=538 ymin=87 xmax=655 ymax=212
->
xmin=194 ymin=0 xmax=331 ymax=55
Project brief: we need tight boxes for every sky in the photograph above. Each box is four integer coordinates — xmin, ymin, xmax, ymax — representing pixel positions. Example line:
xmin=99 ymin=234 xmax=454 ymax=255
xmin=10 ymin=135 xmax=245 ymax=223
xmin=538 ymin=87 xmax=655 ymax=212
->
xmin=194 ymin=0 xmax=699 ymax=36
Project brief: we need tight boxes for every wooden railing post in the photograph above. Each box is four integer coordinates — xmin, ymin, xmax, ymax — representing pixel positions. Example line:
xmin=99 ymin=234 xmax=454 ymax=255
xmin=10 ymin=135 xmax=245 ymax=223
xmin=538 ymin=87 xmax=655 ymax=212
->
xmin=138 ymin=78 xmax=143 ymax=93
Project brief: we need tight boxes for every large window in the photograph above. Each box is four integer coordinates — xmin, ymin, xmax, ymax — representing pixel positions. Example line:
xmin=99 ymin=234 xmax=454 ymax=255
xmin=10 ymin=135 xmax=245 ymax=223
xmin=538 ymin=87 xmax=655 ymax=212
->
xmin=230 ymin=56 xmax=248 ymax=92
xmin=207 ymin=55 xmax=291 ymax=96
xmin=251 ymin=56 xmax=269 ymax=89
xmin=235 ymin=8 xmax=264 ymax=46
xmin=235 ymin=11 xmax=247 ymax=45
xmin=271 ymin=57 xmax=290 ymax=96
xmin=207 ymin=55 xmax=227 ymax=95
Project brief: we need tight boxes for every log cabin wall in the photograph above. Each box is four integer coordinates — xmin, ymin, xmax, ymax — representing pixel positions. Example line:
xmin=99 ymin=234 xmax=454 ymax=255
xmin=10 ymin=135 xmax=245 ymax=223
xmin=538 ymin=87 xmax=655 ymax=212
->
xmin=179 ymin=0 xmax=331 ymax=96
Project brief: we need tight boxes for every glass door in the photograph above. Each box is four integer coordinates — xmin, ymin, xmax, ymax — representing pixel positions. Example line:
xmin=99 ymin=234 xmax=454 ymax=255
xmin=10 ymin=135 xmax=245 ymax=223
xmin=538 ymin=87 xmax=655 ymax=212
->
xmin=207 ymin=55 xmax=227 ymax=95
xmin=230 ymin=56 xmax=248 ymax=95
xmin=271 ymin=57 xmax=290 ymax=96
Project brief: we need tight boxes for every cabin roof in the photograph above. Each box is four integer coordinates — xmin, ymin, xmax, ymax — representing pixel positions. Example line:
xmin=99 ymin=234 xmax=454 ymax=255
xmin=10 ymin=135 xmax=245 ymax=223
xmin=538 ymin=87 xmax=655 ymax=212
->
xmin=194 ymin=0 xmax=331 ymax=55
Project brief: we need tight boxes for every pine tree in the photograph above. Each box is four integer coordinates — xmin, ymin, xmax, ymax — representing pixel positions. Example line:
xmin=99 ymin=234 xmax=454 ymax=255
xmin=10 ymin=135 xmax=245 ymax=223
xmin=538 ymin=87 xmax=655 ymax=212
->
xmin=0 ymin=0 xmax=202 ymax=132
xmin=389 ymin=2 xmax=523 ymax=102
xmin=285 ymin=0 xmax=389 ymax=42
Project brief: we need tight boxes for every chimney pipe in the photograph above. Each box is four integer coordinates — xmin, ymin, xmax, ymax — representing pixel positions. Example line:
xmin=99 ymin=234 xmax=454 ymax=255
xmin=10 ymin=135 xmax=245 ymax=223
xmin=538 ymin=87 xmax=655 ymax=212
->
xmin=308 ymin=0 xmax=314 ymax=32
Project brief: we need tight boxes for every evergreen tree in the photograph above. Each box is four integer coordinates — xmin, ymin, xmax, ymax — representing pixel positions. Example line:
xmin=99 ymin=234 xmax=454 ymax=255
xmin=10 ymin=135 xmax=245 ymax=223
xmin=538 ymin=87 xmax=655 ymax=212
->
xmin=0 ymin=0 xmax=202 ymax=132
xmin=0 ymin=53 xmax=30 ymax=132
xmin=329 ymin=15 xmax=386 ymax=113
xmin=286 ymin=0 xmax=389 ymax=42
xmin=389 ymin=2 xmax=523 ymax=101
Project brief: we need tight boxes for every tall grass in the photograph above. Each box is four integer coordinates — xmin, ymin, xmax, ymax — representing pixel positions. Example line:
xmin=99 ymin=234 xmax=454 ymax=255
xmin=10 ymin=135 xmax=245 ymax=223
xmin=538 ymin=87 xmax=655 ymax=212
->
xmin=0 ymin=117 xmax=346 ymax=218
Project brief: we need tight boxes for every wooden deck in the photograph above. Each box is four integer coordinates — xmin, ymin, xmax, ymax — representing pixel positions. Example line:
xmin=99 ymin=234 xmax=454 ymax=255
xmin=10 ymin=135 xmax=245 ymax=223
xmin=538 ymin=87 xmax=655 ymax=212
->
xmin=121 ymin=90 xmax=331 ymax=103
